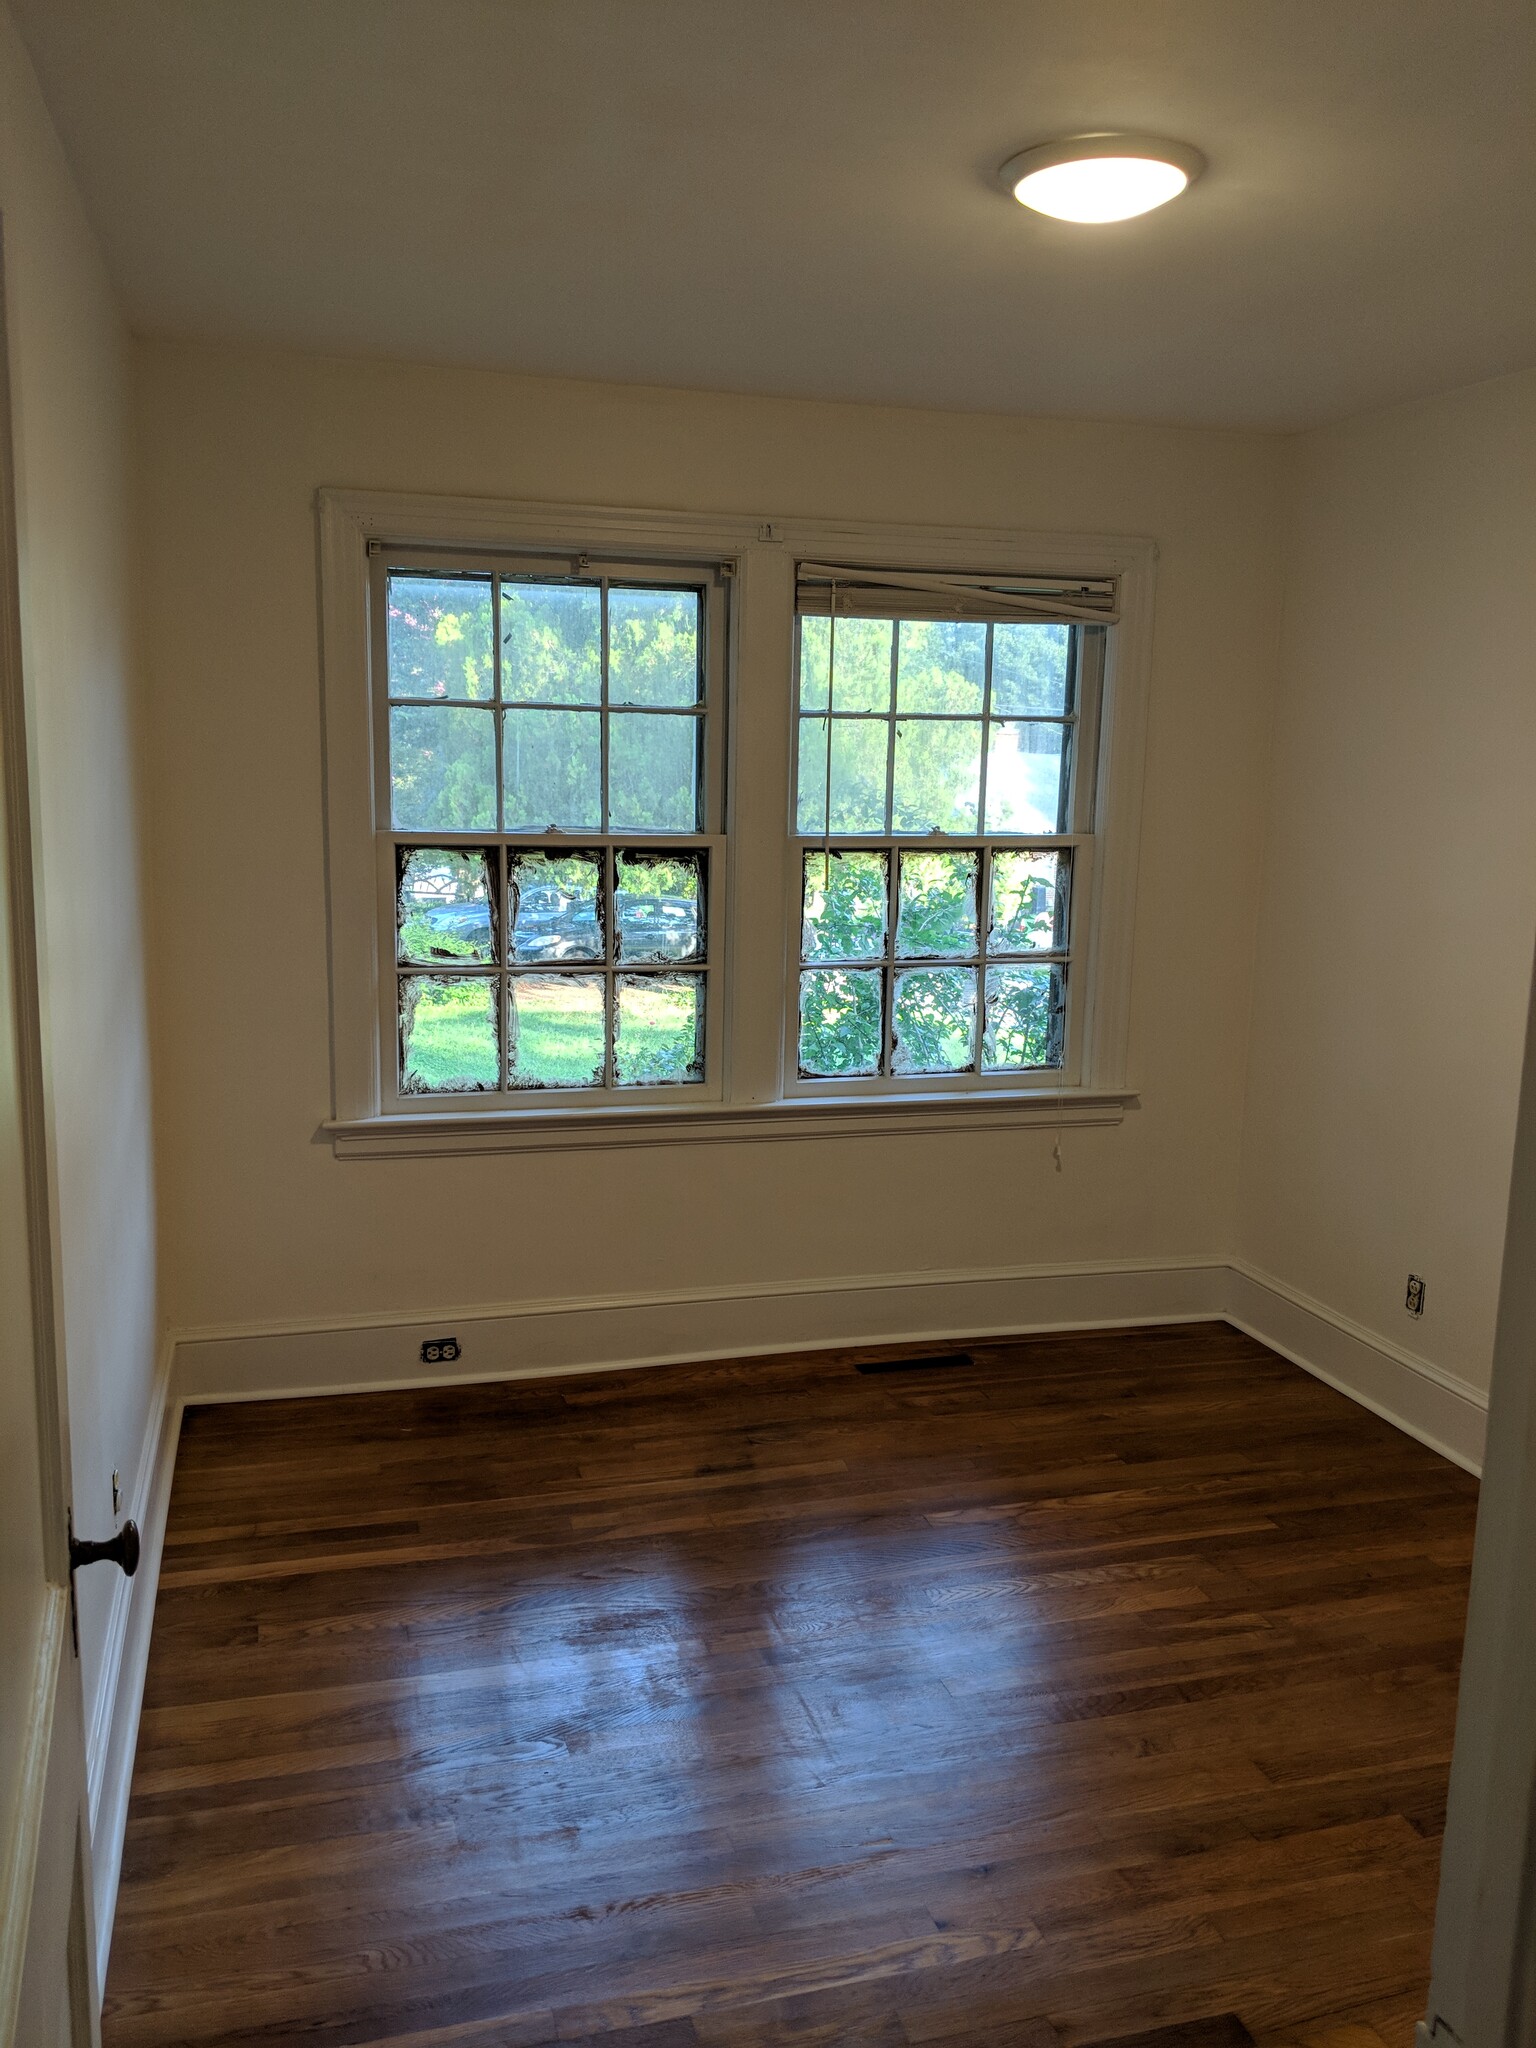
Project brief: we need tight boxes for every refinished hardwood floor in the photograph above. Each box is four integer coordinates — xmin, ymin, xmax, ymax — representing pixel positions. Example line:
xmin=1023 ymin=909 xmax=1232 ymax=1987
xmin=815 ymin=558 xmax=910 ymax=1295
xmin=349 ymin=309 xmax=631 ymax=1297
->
xmin=103 ymin=1323 xmax=1478 ymax=2048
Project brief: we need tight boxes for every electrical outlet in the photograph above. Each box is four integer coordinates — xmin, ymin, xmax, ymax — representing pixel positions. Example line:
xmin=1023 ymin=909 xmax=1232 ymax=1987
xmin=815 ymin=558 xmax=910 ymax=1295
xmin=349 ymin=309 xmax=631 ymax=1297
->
xmin=111 ymin=1469 xmax=121 ymax=1515
xmin=1405 ymin=1274 xmax=1426 ymax=1318
xmin=421 ymin=1336 xmax=461 ymax=1364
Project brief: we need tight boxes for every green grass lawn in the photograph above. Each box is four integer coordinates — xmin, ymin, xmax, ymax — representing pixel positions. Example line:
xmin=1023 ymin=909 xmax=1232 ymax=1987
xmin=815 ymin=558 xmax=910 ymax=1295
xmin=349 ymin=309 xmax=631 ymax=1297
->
xmin=401 ymin=974 xmax=702 ymax=1092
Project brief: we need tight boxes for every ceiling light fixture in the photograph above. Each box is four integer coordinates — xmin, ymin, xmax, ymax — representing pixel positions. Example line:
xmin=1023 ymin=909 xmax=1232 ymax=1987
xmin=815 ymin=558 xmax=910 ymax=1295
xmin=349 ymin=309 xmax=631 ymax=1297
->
xmin=999 ymin=133 xmax=1205 ymax=224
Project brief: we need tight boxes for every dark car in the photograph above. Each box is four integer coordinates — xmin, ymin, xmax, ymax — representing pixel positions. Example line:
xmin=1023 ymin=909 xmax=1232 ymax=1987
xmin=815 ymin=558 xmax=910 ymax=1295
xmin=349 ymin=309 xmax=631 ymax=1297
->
xmin=614 ymin=891 xmax=699 ymax=962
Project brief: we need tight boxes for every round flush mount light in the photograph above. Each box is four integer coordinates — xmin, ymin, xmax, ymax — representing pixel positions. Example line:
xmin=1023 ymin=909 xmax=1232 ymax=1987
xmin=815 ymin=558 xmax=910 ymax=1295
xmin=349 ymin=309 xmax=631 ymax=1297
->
xmin=999 ymin=133 xmax=1205 ymax=223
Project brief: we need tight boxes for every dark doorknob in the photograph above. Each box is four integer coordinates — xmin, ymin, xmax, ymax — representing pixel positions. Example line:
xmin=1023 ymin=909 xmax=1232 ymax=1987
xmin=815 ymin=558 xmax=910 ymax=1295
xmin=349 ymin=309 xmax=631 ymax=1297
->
xmin=69 ymin=1517 xmax=140 ymax=1579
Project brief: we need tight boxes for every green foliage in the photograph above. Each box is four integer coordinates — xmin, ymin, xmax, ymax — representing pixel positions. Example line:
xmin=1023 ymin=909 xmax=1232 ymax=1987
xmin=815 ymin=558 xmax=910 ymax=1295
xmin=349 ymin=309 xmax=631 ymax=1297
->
xmin=501 ymin=583 xmax=601 ymax=704
xmin=802 ymin=851 xmax=886 ymax=961
xmin=609 ymin=590 xmax=700 ymax=707
xmin=609 ymin=711 xmax=699 ymax=830
xmin=798 ymin=968 xmax=882 ymax=1076
xmin=989 ymin=851 xmax=1064 ymax=953
xmin=390 ymin=707 xmax=497 ymax=830
xmin=893 ymin=966 xmax=975 ymax=1073
xmin=993 ymin=622 xmax=1070 ymax=715
xmin=614 ymin=976 xmax=703 ymax=1083
xmin=896 ymin=853 xmax=977 ymax=958
xmin=388 ymin=576 xmax=494 ymax=700
xmin=983 ymin=965 xmax=1062 ymax=1069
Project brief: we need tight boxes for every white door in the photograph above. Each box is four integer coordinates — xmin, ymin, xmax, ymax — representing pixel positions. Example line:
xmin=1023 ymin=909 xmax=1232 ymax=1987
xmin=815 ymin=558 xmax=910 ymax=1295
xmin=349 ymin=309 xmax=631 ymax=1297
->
xmin=0 ymin=221 xmax=120 ymax=2048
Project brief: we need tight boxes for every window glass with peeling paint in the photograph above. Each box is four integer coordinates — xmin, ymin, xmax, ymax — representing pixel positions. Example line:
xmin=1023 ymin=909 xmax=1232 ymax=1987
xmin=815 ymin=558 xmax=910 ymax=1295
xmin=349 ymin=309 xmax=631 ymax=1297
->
xmin=508 ymin=973 xmax=605 ymax=1088
xmin=984 ymin=964 xmax=1064 ymax=1070
xmin=614 ymin=974 xmax=703 ymax=1085
xmin=896 ymin=852 xmax=977 ymax=961
xmin=989 ymin=851 xmax=1067 ymax=955
xmin=508 ymin=850 xmax=603 ymax=964
xmin=893 ymin=966 xmax=976 ymax=1075
xmin=615 ymin=851 xmax=703 ymax=964
xmin=801 ymin=851 xmax=886 ymax=963
xmin=798 ymin=967 xmax=882 ymax=1077
xmin=397 ymin=848 xmax=496 ymax=966
xmin=399 ymin=975 xmax=498 ymax=1093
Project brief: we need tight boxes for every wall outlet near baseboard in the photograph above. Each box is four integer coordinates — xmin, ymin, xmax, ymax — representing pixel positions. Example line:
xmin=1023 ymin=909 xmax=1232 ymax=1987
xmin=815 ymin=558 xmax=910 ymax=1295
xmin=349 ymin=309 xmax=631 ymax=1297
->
xmin=421 ymin=1336 xmax=461 ymax=1364
xmin=1405 ymin=1274 xmax=1426 ymax=1318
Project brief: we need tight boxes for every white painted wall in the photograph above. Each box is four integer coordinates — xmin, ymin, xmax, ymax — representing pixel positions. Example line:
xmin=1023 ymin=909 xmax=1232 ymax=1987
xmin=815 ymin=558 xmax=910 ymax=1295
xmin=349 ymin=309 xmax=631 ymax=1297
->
xmin=0 ymin=2 xmax=158 ymax=1785
xmin=132 ymin=338 xmax=1286 ymax=1345
xmin=1238 ymin=367 xmax=1536 ymax=1399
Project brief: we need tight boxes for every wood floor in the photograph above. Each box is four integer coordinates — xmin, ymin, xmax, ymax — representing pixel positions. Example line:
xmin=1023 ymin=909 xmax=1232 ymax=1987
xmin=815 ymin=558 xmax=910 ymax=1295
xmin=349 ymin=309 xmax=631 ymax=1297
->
xmin=103 ymin=1324 xmax=1478 ymax=2048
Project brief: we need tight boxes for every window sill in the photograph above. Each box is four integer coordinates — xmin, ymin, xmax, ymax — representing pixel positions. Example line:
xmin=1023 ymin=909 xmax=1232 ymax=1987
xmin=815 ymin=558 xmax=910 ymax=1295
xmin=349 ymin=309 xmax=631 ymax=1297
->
xmin=323 ymin=1088 xmax=1137 ymax=1157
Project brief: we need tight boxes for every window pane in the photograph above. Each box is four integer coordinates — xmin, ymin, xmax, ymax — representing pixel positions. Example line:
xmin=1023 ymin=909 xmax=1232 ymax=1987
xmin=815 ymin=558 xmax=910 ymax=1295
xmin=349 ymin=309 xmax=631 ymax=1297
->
xmin=614 ymin=973 xmax=704 ymax=1085
xmin=500 ymin=581 xmax=600 ymax=705
xmin=992 ymin=622 xmax=1070 ymax=717
xmin=796 ymin=716 xmax=888 ymax=836
xmin=508 ymin=973 xmax=605 ymax=1088
xmin=989 ymin=851 xmax=1068 ymax=954
xmin=984 ymin=720 xmax=1068 ymax=834
xmin=892 ymin=720 xmax=981 ymax=834
xmin=892 ymin=967 xmax=976 ymax=1074
xmin=502 ymin=707 xmax=601 ymax=831
xmin=801 ymin=850 xmax=886 ymax=962
xmin=615 ymin=851 xmax=704 ymax=963
xmin=609 ymin=589 xmax=701 ymax=707
xmin=799 ymin=616 xmax=894 ymax=714
xmin=509 ymin=850 xmax=603 ymax=963
xmin=984 ymin=964 xmax=1063 ymax=1070
xmin=390 ymin=706 xmax=496 ymax=830
xmin=799 ymin=968 xmax=882 ymax=1077
xmin=386 ymin=574 xmax=494 ymax=700
xmin=397 ymin=848 xmax=495 ymax=966
xmin=896 ymin=620 xmax=986 ymax=714
xmin=399 ymin=975 xmax=498 ymax=1093
xmin=896 ymin=852 xmax=978 ymax=960
xmin=608 ymin=712 xmax=699 ymax=832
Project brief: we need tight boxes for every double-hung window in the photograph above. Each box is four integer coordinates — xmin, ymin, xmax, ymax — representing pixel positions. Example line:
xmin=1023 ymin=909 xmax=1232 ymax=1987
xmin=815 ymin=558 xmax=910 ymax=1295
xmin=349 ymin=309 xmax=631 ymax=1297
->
xmin=789 ymin=565 xmax=1112 ymax=1092
xmin=375 ymin=549 xmax=726 ymax=1105
xmin=319 ymin=494 xmax=1148 ymax=1152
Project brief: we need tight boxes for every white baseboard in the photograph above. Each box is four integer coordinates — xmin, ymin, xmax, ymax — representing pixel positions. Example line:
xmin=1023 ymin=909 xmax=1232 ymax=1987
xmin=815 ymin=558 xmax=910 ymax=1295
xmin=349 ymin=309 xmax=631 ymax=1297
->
xmin=87 ymin=1340 xmax=180 ymax=1988
xmin=1224 ymin=1260 xmax=1487 ymax=1475
xmin=170 ymin=1259 xmax=1490 ymax=1480
xmin=172 ymin=1256 xmax=1233 ymax=1404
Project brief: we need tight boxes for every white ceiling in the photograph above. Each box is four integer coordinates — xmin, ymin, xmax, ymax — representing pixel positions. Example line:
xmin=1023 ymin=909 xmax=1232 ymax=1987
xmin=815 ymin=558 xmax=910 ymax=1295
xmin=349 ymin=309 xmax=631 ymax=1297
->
xmin=13 ymin=0 xmax=1536 ymax=430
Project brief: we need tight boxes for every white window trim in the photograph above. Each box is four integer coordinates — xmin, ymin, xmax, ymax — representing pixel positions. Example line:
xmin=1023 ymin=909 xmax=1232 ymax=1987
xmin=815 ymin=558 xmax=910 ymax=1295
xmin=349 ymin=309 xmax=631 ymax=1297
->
xmin=317 ymin=488 xmax=1155 ymax=1156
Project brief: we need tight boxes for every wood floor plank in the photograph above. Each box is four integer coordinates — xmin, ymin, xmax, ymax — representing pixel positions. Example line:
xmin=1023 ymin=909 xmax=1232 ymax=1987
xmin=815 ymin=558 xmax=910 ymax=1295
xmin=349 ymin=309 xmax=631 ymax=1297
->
xmin=103 ymin=1324 xmax=1475 ymax=2048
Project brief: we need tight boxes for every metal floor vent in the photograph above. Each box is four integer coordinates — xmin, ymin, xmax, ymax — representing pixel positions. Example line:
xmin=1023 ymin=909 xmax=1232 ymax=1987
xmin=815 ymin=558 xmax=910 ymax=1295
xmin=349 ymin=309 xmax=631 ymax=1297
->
xmin=855 ymin=1351 xmax=974 ymax=1375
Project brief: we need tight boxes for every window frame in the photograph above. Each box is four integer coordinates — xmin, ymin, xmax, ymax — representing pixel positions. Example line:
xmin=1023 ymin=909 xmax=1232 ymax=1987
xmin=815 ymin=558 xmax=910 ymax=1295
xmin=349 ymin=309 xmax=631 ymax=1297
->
xmin=318 ymin=490 xmax=1153 ymax=1155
